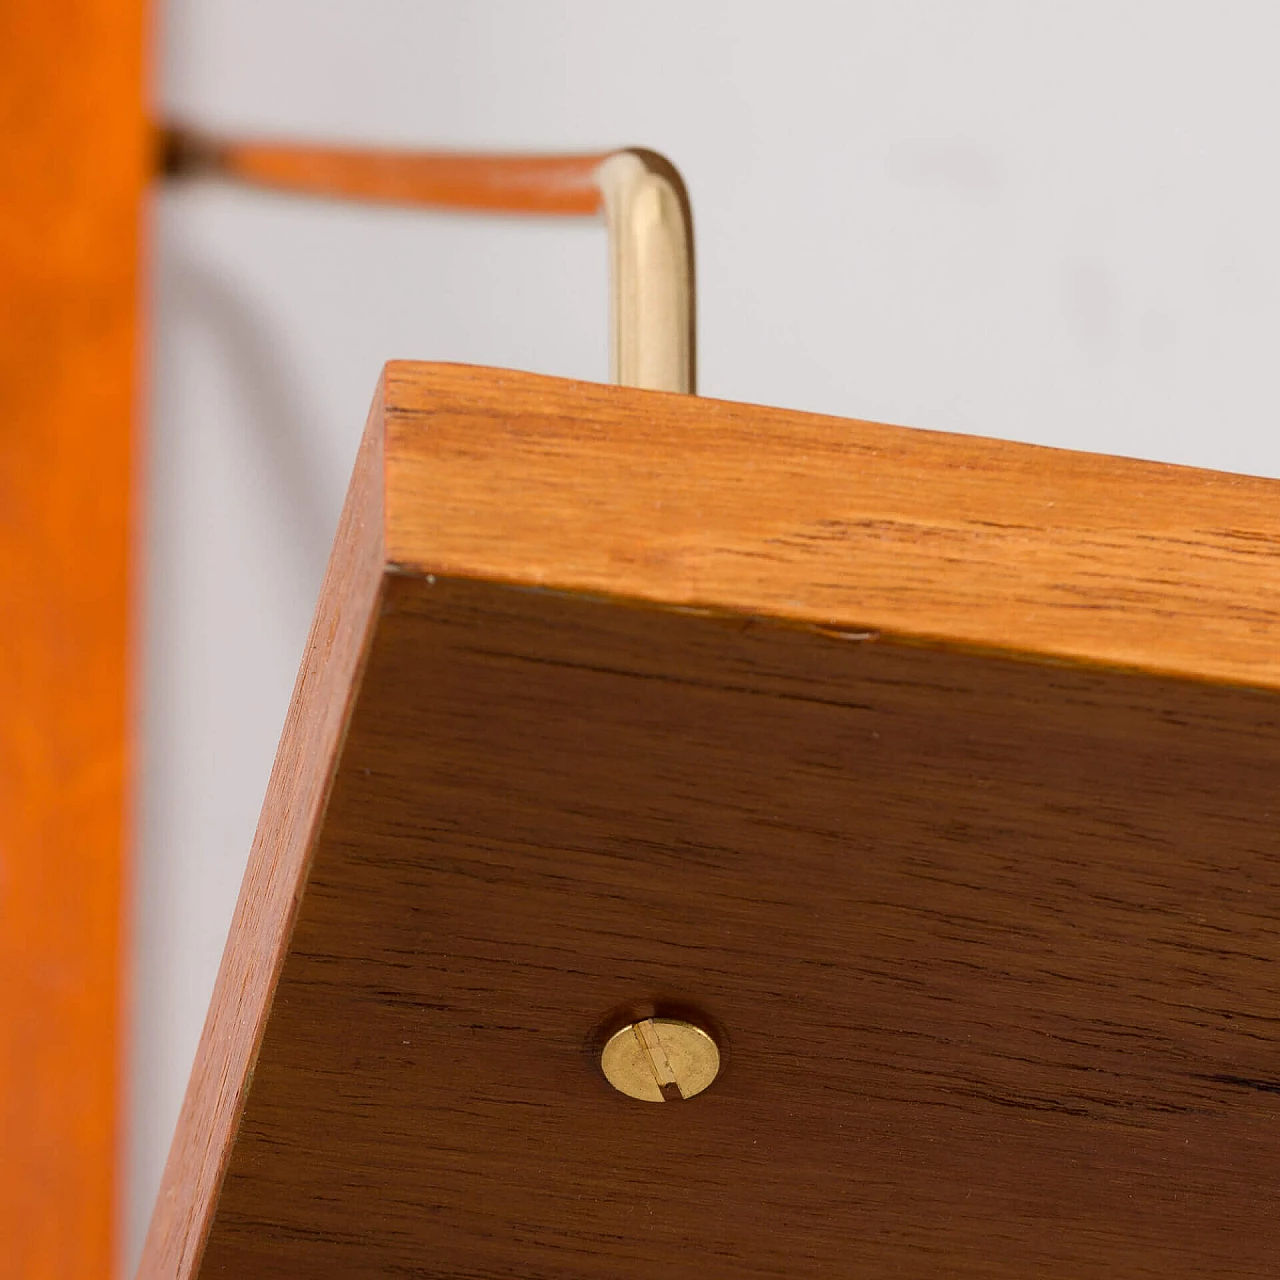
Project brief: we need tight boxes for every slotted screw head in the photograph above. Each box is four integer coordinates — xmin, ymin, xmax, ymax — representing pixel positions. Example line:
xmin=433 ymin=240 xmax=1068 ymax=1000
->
xmin=600 ymin=1017 xmax=720 ymax=1102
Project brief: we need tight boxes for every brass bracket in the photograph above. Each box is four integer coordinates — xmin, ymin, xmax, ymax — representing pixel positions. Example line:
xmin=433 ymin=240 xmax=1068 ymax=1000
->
xmin=157 ymin=128 xmax=696 ymax=394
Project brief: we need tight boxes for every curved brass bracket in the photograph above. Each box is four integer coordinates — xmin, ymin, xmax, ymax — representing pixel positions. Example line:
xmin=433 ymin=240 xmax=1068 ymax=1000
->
xmin=596 ymin=151 xmax=694 ymax=394
xmin=158 ymin=129 xmax=696 ymax=394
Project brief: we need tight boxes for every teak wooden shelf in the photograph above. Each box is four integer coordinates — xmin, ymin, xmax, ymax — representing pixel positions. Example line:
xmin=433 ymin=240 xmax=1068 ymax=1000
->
xmin=141 ymin=364 xmax=1280 ymax=1278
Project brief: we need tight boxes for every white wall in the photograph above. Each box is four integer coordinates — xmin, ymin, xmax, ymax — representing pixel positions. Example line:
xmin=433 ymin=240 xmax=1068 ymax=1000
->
xmin=133 ymin=0 xmax=1280 ymax=1268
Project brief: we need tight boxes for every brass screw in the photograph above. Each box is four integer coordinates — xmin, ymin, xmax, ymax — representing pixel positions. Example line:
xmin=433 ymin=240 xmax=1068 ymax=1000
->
xmin=600 ymin=1017 xmax=720 ymax=1102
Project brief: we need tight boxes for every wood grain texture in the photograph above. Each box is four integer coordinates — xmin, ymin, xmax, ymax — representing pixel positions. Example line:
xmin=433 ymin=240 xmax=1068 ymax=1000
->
xmin=0 ymin=3 xmax=148 ymax=1275
xmin=382 ymin=364 xmax=1280 ymax=691
xmin=142 ymin=365 xmax=1280 ymax=1278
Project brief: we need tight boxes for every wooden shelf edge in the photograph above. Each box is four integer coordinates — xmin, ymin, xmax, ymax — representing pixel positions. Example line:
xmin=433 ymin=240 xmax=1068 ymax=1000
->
xmin=380 ymin=363 xmax=1280 ymax=693
xmin=136 ymin=386 xmax=389 ymax=1279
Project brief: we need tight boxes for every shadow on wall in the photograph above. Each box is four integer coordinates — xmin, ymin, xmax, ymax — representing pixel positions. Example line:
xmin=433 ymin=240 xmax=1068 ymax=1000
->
xmin=159 ymin=249 xmax=336 ymax=588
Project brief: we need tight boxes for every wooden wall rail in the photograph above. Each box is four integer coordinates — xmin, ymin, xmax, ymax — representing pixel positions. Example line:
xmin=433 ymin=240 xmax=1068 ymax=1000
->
xmin=0 ymin=2 xmax=149 ymax=1277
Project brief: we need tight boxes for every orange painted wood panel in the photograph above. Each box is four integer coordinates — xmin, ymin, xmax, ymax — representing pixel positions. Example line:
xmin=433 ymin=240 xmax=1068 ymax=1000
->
xmin=0 ymin=2 xmax=148 ymax=1276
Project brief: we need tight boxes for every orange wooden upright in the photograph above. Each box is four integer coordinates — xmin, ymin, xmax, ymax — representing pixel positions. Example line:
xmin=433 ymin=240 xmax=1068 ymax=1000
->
xmin=0 ymin=2 xmax=148 ymax=1276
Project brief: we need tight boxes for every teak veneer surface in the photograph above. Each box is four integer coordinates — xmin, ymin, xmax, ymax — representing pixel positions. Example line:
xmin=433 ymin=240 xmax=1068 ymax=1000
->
xmin=0 ymin=3 xmax=147 ymax=1275
xmin=142 ymin=365 xmax=1280 ymax=1279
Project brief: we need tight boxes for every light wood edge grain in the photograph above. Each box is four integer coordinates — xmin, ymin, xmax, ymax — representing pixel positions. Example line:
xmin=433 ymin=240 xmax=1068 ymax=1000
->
xmin=135 ymin=384 xmax=389 ymax=1279
xmin=380 ymin=362 xmax=1280 ymax=693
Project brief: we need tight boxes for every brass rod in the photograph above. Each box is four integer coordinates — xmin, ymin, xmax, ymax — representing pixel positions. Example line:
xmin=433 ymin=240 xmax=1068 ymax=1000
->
xmin=157 ymin=127 xmax=695 ymax=393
